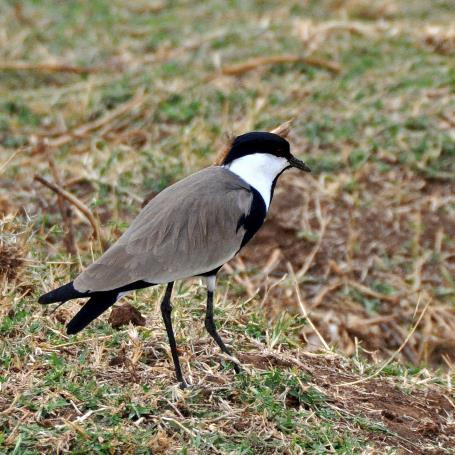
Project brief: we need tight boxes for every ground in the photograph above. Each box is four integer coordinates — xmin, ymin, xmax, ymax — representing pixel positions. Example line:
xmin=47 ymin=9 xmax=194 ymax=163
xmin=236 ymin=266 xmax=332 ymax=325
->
xmin=0 ymin=0 xmax=454 ymax=453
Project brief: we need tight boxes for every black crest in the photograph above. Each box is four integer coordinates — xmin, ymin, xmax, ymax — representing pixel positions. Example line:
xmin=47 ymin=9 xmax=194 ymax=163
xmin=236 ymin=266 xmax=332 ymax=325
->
xmin=222 ymin=132 xmax=291 ymax=165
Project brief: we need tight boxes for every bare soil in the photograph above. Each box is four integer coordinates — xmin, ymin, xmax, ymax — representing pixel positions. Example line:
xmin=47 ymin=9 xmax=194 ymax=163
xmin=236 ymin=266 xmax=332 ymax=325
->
xmin=239 ymin=164 xmax=455 ymax=367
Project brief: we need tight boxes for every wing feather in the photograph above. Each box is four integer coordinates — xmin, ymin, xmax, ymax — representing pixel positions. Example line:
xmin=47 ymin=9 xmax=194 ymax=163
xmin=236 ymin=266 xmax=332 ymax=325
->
xmin=74 ymin=167 xmax=253 ymax=292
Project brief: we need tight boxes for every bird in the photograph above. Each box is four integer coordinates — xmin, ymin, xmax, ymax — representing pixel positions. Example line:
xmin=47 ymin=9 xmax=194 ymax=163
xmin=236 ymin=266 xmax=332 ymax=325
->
xmin=39 ymin=131 xmax=311 ymax=387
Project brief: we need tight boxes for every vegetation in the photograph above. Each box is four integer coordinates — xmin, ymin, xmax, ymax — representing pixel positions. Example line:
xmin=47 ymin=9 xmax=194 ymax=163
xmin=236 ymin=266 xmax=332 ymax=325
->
xmin=1 ymin=0 xmax=454 ymax=453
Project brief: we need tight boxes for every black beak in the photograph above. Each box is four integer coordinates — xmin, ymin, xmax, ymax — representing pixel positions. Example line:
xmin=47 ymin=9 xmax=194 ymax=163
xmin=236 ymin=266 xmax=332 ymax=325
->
xmin=289 ymin=156 xmax=311 ymax=172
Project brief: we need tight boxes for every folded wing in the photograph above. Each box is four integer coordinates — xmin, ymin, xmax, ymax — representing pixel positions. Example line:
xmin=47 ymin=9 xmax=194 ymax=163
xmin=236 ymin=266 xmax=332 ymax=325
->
xmin=74 ymin=167 xmax=253 ymax=292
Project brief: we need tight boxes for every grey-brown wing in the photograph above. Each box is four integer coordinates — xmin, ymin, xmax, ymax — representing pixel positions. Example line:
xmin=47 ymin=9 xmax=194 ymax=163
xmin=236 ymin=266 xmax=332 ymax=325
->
xmin=74 ymin=167 xmax=253 ymax=292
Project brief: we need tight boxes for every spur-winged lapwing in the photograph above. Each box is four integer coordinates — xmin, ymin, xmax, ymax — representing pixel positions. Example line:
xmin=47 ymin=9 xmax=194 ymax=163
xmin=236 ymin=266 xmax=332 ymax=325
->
xmin=39 ymin=131 xmax=310 ymax=387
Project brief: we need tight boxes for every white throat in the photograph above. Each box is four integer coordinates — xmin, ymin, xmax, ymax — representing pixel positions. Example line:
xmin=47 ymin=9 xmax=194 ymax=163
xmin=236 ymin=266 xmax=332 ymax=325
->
xmin=224 ymin=153 xmax=289 ymax=209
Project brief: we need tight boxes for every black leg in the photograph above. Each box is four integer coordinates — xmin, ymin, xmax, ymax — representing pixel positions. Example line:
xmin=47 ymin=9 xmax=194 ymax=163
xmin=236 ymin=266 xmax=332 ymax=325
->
xmin=160 ymin=282 xmax=187 ymax=388
xmin=204 ymin=276 xmax=241 ymax=374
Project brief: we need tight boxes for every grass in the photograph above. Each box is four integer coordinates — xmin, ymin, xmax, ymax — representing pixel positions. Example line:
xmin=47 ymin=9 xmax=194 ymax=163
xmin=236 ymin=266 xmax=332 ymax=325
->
xmin=1 ymin=0 xmax=455 ymax=453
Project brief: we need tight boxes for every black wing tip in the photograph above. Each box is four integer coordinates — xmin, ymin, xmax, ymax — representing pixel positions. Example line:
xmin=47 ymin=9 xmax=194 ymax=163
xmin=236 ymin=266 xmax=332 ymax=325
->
xmin=38 ymin=281 xmax=85 ymax=305
xmin=66 ymin=323 xmax=80 ymax=335
xmin=65 ymin=293 xmax=119 ymax=335
xmin=38 ymin=291 xmax=62 ymax=305
xmin=58 ymin=281 xmax=154 ymax=334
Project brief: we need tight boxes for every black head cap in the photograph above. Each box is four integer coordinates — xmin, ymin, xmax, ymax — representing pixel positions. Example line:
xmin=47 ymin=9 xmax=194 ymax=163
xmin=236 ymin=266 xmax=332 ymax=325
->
xmin=222 ymin=131 xmax=291 ymax=165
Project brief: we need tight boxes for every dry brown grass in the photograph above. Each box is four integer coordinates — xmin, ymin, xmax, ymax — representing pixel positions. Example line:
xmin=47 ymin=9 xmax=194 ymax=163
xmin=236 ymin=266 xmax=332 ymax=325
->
xmin=238 ymin=163 xmax=455 ymax=368
xmin=0 ymin=244 xmax=23 ymax=282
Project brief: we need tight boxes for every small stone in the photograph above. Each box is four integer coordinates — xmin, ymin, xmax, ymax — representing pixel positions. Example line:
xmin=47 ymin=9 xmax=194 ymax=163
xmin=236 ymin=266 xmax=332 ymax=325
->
xmin=108 ymin=303 xmax=146 ymax=329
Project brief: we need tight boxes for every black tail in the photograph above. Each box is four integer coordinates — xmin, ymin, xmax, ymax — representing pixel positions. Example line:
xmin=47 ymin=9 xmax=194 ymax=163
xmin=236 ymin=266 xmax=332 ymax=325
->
xmin=38 ymin=281 xmax=88 ymax=305
xmin=66 ymin=293 xmax=117 ymax=334
xmin=39 ymin=279 xmax=153 ymax=335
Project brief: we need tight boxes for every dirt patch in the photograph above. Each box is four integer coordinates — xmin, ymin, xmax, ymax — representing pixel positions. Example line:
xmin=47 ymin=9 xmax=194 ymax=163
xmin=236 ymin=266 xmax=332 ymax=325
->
xmin=238 ymin=165 xmax=455 ymax=367
xmin=302 ymin=354 xmax=455 ymax=453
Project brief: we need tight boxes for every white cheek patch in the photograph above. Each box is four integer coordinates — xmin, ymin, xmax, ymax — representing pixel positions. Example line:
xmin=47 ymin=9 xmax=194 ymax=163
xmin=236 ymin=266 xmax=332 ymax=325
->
xmin=224 ymin=153 xmax=289 ymax=209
